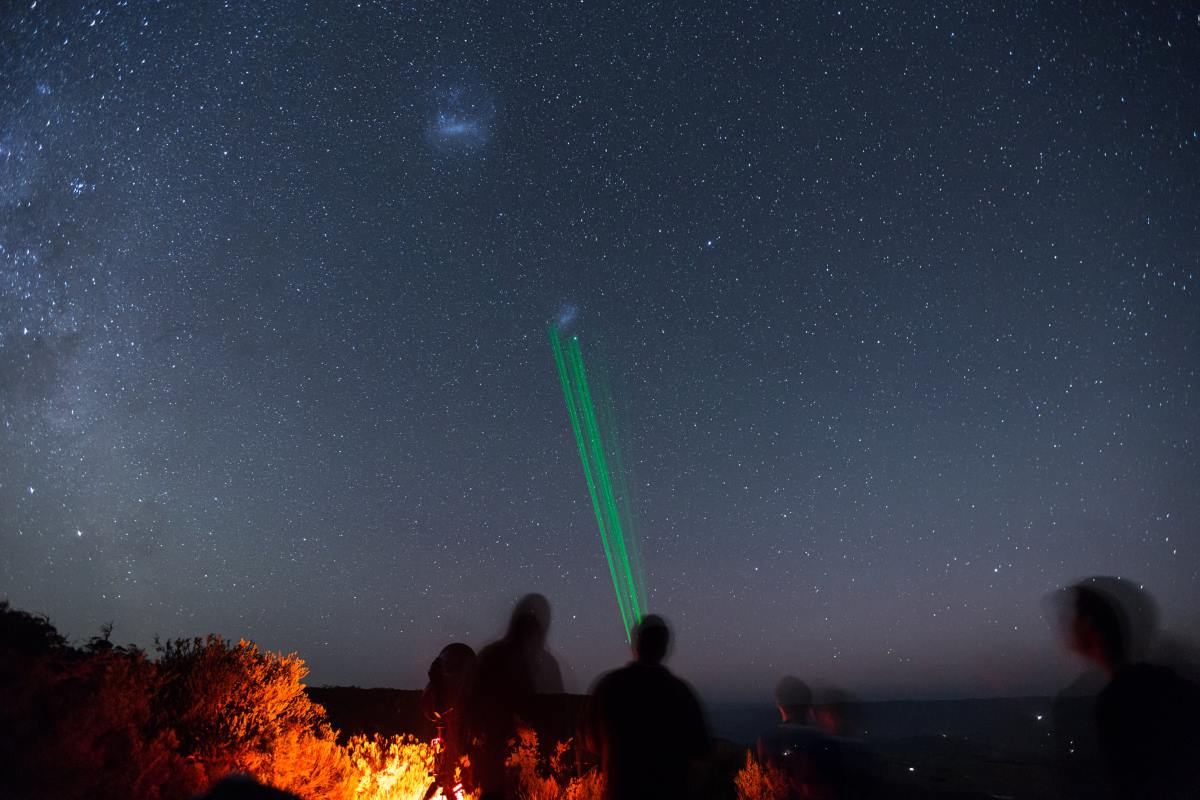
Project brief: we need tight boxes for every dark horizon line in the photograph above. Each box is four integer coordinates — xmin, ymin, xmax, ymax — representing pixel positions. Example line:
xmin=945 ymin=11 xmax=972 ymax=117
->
xmin=308 ymin=683 xmax=1065 ymax=705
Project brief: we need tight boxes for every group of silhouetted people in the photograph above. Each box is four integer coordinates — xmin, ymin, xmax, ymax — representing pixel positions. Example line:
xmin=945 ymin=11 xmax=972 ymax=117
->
xmin=415 ymin=595 xmax=713 ymax=800
xmin=197 ymin=579 xmax=1200 ymax=800
xmin=424 ymin=580 xmax=1200 ymax=800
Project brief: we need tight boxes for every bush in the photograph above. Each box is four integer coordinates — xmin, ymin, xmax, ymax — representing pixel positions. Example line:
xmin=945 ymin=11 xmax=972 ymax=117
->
xmin=0 ymin=603 xmax=198 ymax=800
xmin=734 ymin=751 xmax=792 ymax=800
xmin=345 ymin=733 xmax=444 ymax=800
xmin=506 ymin=727 xmax=603 ymax=800
xmin=0 ymin=602 xmax=351 ymax=800
xmin=155 ymin=635 xmax=354 ymax=799
xmin=0 ymin=600 xmax=608 ymax=800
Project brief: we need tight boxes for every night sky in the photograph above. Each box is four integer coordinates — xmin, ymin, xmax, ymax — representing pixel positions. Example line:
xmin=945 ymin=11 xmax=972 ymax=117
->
xmin=2 ymin=1 xmax=1197 ymax=701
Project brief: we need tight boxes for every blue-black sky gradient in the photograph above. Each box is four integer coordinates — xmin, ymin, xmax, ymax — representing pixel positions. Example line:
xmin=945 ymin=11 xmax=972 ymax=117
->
xmin=1 ymin=1 xmax=1197 ymax=700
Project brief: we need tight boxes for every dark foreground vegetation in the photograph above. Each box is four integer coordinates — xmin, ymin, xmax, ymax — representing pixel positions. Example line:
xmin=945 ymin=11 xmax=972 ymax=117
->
xmin=3 ymin=595 xmax=1197 ymax=800
xmin=0 ymin=600 xmax=351 ymax=799
xmin=0 ymin=598 xmax=1010 ymax=800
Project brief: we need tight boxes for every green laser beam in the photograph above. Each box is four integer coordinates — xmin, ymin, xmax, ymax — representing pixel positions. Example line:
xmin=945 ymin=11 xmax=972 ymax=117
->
xmin=565 ymin=335 xmax=639 ymax=633
xmin=549 ymin=325 xmax=644 ymax=640
xmin=549 ymin=331 xmax=631 ymax=636
xmin=567 ymin=338 xmax=642 ymax=622
xmin=596 ymin=369 xmax=647 ymax=597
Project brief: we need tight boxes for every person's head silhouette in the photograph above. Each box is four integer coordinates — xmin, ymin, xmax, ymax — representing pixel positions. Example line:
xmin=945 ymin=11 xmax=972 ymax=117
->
xmin=507 ymin=592 xmax=552 ymax=650
xmin=426 ymin=642 xmax=477 ymax=715
xmin=1061 ymin=577 xmax=1158 ymax=675
xmin=1071 ymin=586 xmax=1127 ymax=672
xmin=774 ymin=675 xmax=812 ymax=724
xmin=632 ymin=614 xmax=670 ymax=665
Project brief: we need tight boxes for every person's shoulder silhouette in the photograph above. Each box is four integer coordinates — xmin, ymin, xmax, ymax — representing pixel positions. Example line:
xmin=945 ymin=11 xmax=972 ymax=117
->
xmin=589 ymin=615 xmax=710 ymax=800
xmin=1096 ymin=661 xmax=1200 ymax=797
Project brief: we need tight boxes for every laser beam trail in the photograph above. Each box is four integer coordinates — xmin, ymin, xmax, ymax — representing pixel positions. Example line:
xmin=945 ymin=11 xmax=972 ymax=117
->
xmin=549 ymin=325 xmax=645 ymax=640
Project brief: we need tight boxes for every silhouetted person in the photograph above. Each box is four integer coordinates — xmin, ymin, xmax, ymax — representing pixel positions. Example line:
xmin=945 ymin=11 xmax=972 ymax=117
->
xmin=467 ymin=593 xmax=564 ymax=800
xmin=1062 ymin=578 xmax=1200 ymax=798
xmin=421 ymin=642 xmax=477 ymax=800
xmin=588 ymin=615 xmax=710 ymax=800
xmin=809 ymin=687 xmax=878 ymax=800
xmin=810 ymin=687 xmax=863 ymax=738
xmin=757 ymin=676 xmax=820 ymax=767
xmin=758 ymin=679 xmax=876 ymax=800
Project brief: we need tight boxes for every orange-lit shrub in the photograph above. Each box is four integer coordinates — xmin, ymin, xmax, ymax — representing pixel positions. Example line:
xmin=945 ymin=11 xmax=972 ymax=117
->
xmin=345 ymin=733 xmax=458 ymax=800
xmin=1 ymin=600 xmax=611 ymax=800
xmin=155 ymin=635 xmax=354 ymax=799
xmin=506 ymin=727 xmax=603 ymax=800
xmin=734 ymin=750 xmax=791 ymax=800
